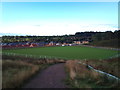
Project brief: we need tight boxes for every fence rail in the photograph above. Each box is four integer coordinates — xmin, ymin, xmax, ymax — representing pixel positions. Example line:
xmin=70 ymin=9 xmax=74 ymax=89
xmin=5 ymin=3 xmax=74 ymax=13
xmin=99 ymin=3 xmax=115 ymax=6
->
xmin=2 ymin=51 xmax=120 ymax=61
xmin=78 ymin=62 xmax=120 ymax=82
xmin=2 ymin=52 xmax=69 ymax=60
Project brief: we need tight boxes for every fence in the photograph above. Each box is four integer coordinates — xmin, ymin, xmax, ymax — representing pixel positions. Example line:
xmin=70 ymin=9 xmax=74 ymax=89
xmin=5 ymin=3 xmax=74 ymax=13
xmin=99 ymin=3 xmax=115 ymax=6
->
xmin=78 ymin=62 xmax=120 ymax=82
xmin=108 ymin=53 xmax=120 ymax=59
xmin=2 ymin=52 xmax=69 ymax=60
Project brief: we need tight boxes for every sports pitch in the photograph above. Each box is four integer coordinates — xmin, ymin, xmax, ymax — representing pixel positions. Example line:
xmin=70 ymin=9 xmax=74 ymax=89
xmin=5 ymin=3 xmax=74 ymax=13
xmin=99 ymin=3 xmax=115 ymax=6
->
xmin=2 ymin=46 xmax=119 ymax=60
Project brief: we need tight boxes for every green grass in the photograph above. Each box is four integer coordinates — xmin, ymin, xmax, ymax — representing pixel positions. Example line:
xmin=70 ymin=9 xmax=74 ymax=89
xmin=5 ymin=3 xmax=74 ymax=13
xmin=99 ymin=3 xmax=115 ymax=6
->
xmin=2 ymin=46 xmax=119 ymax=60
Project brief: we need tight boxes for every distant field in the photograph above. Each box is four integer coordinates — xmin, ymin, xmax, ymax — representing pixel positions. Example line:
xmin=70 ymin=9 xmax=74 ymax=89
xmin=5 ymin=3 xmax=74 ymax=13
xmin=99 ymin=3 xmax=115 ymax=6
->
xmin=2 ymin=46 xmax=119 ymax=60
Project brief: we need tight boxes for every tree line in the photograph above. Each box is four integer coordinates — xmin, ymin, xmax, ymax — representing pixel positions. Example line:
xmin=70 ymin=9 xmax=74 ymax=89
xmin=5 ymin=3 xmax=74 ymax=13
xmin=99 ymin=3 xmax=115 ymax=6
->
xmin=2 ymin=30 xmax=120 ymax=48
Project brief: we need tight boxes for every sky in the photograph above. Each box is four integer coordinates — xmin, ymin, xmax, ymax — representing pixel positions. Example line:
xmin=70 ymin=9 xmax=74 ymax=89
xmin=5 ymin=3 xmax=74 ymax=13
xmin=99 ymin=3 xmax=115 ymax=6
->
xmin=0 ymin=2 xmax=118 ymax=36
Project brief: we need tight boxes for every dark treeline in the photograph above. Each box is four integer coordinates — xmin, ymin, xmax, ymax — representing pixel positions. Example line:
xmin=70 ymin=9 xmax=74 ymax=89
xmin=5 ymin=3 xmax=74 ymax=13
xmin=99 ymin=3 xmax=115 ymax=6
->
xmin=1 ymin=30 xmax=120 ymax=48
xmin=89 ymin=30 xmax=120 ymax=48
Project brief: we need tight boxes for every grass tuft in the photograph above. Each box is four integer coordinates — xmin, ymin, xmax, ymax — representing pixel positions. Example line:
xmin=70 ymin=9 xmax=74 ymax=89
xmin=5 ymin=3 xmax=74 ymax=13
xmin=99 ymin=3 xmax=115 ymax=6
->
xmin=65 ymin=59 xmax=120 ymax=88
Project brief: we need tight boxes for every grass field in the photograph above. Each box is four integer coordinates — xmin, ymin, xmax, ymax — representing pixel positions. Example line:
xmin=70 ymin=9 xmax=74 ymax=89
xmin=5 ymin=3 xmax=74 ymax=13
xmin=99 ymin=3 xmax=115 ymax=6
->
xmin=2 ymin=46 xmax=120 ymax=88
xmin=2 ymin=46 xmax=119 ymax=60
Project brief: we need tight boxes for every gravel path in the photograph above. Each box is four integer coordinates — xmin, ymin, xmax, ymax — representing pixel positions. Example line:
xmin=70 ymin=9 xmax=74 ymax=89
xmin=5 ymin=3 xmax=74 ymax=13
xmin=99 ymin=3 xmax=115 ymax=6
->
xmin=23 ymin=63 xmax=68 ymax=88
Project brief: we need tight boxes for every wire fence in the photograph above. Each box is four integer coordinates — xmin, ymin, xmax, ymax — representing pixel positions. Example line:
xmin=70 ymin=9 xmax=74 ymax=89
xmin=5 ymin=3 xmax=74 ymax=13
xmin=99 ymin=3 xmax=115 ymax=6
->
xmin=2 ymin=52 xmax=120 ymax=61
xmin=78 ymin=61 xmax=120 ymax=83
xmin=2 ymin=52 xmax=69 ymax=60
xmin=108 ymin=53 xmax=120 ymax=59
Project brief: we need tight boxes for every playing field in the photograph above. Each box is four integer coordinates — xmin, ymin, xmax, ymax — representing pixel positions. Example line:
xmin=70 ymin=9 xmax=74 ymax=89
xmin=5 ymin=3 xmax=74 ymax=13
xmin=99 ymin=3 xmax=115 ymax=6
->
xmin=2 ymin=46 xmax=119 ymax=60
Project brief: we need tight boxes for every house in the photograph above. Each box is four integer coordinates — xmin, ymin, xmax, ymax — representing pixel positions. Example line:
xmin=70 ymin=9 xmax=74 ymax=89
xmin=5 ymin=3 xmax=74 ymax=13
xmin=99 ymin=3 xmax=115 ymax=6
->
xmin=56 ymin=43 xmax=61 ymax=46
xmin=73 ymin=41 xmax=81 ymax=44
xmin=49 ymin=41 xmax=54 ymax=46
xmin=82 ymin=41 xmax=89 ymax=44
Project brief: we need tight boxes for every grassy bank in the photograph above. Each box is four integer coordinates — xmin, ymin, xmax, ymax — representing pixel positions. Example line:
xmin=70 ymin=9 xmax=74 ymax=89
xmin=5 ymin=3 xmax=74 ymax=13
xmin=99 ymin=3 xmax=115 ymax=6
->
xmin=80 ymin=57 xmax=120 ymax=78
xmin=2 ymin=55 xmax=66 ymax=88
xmin=2 ymin=60 xmax=39 ymax=88
xmin=65 ymin=59 xmax=120 ymax=88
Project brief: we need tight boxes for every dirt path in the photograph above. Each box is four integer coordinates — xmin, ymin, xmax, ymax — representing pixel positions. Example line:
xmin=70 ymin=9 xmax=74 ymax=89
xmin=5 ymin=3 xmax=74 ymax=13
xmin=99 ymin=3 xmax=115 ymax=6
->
xmin=23 ymin=63 xmax=68 ymax=88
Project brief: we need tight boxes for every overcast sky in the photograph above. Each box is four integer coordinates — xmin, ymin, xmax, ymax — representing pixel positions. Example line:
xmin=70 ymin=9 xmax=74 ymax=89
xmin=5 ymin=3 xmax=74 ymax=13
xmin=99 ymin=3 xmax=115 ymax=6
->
xmin=0 ymin=2 xmax=118 ymax=36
